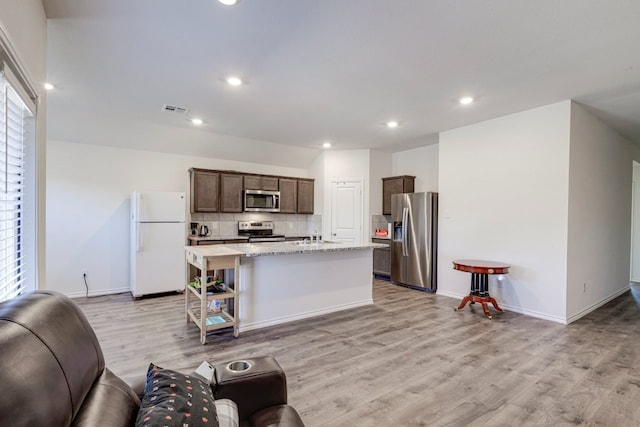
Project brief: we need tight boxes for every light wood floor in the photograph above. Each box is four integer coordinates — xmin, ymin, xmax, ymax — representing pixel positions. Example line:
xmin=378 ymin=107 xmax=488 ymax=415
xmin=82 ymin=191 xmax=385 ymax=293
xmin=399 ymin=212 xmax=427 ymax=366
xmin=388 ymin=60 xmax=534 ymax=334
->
xmin=75 ymin=279 xmax=640 ymax=426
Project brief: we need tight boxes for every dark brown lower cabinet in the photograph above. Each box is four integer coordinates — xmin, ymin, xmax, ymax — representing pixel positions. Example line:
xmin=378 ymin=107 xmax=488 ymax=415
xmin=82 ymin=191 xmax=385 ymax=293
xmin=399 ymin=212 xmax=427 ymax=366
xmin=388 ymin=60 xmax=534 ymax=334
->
xmin=372 ymin=238 xmax=391 ymax=279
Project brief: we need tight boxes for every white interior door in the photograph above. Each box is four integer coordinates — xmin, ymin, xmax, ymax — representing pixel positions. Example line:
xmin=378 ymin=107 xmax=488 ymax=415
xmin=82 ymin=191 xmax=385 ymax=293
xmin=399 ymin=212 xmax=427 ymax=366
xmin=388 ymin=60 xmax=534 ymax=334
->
xmin=330 ymin=180 xmax=363 ymax=243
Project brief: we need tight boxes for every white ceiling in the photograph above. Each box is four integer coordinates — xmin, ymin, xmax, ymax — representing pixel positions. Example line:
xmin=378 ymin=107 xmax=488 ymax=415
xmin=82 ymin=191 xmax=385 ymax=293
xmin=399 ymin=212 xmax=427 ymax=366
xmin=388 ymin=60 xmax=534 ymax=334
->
xmin=42 ymin=0 xmax=640 ymax=166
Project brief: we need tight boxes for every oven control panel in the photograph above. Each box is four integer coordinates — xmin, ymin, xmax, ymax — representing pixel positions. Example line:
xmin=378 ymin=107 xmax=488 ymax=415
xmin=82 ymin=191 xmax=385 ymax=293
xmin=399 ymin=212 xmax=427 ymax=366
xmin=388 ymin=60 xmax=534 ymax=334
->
xmin=238 ymin=221 xmax=274 ymax=231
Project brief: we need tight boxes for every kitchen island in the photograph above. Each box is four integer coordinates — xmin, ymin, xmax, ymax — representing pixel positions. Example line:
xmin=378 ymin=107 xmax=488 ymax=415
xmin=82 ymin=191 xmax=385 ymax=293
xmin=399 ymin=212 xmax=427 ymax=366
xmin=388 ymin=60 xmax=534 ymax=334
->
xmin=186 ymin=240 xmax=384 ymax=336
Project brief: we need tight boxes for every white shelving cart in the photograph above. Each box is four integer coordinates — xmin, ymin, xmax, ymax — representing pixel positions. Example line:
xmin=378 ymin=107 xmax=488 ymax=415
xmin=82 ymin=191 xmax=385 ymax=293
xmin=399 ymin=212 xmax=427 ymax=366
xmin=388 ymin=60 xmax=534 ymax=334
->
xmin=184 ymin=245 xmax=243 ymax=344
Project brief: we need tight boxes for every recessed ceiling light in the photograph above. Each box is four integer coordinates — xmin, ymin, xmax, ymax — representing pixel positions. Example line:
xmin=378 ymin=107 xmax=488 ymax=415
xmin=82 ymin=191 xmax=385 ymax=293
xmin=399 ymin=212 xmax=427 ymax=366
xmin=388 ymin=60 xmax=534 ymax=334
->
xmin=191 ymin=118 xmax=203 ymax=125
xmin=219 ymin=0 xmax=239 ymax=5
xmin=386 ymin=121 xmax=399 ymax=129
xmin=322 ymin=142 xmax=332 ymax=148
xmin=226 ymin=76 xmax=243 ymax=86
xmin=459 ymin=96 xmax=474 ymax=105
xmin=44 ymin=82 xmax=55 ymax=90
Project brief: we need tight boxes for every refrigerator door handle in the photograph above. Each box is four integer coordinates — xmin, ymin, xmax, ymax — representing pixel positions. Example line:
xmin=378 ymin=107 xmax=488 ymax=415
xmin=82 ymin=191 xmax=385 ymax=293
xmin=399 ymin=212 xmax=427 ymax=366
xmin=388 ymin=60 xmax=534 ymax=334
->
xmin=402 ymin=207 xmax=409 ymax=256
xmin=136 ymin=223 xmax=142 ymax=253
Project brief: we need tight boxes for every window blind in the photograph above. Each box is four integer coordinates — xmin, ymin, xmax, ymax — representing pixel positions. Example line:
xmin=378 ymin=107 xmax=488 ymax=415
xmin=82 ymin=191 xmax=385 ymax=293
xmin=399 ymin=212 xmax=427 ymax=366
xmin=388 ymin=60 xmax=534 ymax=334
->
xmin=0 ymin=74 xmax=31 ymax=302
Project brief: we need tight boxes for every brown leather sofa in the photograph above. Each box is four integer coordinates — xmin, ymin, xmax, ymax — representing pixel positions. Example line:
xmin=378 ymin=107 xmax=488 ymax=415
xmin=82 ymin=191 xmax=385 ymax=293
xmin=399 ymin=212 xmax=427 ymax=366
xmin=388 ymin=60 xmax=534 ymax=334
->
xmin=0 ymin=291 xmax=304 ymax=427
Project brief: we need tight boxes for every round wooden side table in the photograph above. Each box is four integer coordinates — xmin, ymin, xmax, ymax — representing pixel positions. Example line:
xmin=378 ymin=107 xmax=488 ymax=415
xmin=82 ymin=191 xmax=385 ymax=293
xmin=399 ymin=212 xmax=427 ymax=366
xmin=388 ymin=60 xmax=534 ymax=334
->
xmin=453 ymin=259 xmax=510 ymax=319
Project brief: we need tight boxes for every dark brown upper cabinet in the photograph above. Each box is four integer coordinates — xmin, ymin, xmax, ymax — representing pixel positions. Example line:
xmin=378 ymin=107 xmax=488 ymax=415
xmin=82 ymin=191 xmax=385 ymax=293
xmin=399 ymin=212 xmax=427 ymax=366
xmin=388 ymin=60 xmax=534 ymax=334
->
xmin=382 ymin=175 xmax=415 ymax=215
xmin=297 ymin=179 xmax=314 ymax=214
xmin=190 ymin=168 xmax=314 ymax=215
xmin=243 ymin=175 xmax=279 ymax=191
xmin=279 ymin=178 xmax=297 ymax=214
xmin=190 ymin=169 xmax=219 ymax=213
xmin=220 ymin=173 xmax=244 ymax=213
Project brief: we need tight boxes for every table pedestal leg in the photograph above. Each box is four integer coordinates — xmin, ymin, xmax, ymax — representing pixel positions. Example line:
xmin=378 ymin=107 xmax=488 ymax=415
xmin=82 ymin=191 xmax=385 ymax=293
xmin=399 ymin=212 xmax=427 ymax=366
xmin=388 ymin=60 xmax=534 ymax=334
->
xmin=455 ymin=273 xmax=504 ymax=319
xmin=456 ymin=295 xmax=474 ymax=310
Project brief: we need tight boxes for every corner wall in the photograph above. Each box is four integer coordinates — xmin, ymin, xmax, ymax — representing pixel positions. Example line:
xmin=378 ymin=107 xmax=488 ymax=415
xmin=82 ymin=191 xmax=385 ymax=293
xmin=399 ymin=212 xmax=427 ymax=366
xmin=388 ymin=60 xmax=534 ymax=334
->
xmin=438 ymin=101 xmax=571 ymax=322
xmin=369 ymin=150 xmax=392 ymax=215
xmin=392 ymin=142 xmax=439 ymax=192
xmin=565 ymin=102 xmax=633 ymax=321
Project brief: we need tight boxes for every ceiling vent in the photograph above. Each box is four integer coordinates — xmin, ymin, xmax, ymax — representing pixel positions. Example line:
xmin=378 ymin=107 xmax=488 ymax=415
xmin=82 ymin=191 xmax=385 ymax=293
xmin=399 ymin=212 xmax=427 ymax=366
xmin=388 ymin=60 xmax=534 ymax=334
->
xmin=161 ymin=104 xmax=189 ymax=115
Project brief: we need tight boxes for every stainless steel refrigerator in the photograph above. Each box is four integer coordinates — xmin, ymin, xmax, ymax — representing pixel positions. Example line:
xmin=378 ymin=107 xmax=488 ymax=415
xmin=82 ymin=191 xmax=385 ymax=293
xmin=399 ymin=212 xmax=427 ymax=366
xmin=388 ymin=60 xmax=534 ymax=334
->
xmin=391 ymin=192 xmax=438 ymax=291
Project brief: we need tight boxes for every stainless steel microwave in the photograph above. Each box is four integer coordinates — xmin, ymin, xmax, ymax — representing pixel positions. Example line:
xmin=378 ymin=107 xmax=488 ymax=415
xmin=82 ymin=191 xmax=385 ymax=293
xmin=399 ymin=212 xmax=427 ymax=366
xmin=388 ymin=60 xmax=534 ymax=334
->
xmin=243 ymin=189 xmax=280 ymax=212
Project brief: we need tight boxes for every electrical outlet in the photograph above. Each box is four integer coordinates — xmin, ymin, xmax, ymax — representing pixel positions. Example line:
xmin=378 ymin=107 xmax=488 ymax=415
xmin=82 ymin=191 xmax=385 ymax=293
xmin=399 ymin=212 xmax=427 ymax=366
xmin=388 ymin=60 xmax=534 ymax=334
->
xmin=210 ymin=222 xmax=218 ymax=230
xmin=288 ymin=222 xmax=294 ymax=230
xmin=583 ymin=283 xmax=586 ymax=293
xmin=82 ymin=269 xmax=88 ymax=278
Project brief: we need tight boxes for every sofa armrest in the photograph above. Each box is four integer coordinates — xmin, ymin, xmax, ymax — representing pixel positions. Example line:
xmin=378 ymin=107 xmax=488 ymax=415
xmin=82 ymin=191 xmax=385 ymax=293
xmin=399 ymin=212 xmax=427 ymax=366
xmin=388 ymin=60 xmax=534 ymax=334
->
xmin=122 ymin=374 xmax=147 ymax=400
xmin=212 ymin=356 xmax=288 ymax=421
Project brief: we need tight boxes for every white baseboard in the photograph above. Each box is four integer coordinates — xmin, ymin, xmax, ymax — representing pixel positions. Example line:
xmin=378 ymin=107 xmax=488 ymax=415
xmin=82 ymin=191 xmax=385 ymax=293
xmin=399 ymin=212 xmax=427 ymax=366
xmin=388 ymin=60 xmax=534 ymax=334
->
xmin=239 ymin=298 xmax=374 ymax=332
xmin=439 ymin=289 xmax=567 ymax=323
xmin=565 ymin=285 xmax=630 ymax=324
xmin=436 ymin=290 xmax=566 ymax=322
xmin=437 ymin=285 xmax=631 ymax=325
xmin=435 ymin=289 xmax=466 ymax=300
xmin=501 ymin=303 xmax=568 ymax=324
xmin=66 ymin=287 xmax=131 ymax=299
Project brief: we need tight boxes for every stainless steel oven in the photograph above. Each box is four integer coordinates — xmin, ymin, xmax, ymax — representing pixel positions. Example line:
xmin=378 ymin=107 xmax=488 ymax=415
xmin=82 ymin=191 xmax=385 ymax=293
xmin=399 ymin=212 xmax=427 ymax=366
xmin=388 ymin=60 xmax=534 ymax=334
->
xmin=243 ymin=190 xmax=280 ymax=213
xmin=238 ymin=221 xmax=285 ymax=242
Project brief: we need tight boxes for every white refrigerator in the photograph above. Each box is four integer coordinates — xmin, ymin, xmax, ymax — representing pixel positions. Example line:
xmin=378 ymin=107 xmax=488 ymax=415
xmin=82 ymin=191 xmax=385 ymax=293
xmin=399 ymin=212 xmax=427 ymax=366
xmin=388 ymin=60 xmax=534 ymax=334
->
xmin=130 ymin=191 xmax=186 ymax=298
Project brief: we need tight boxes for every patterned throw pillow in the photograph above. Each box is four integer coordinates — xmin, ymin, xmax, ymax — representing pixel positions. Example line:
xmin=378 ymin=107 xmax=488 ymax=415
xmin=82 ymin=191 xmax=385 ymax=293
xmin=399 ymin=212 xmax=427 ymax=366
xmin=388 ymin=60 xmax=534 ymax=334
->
xmin=135 ymin=363 xmax=219 ymax=427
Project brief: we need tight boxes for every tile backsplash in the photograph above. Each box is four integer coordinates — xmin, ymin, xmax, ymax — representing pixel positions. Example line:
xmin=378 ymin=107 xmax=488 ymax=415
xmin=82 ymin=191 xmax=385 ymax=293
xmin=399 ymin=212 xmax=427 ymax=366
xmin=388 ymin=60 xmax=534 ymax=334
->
xmin=190 ymin=212 xmax=322 ymax=238
xmin=371 ymin=214 xmax=391 ymax=235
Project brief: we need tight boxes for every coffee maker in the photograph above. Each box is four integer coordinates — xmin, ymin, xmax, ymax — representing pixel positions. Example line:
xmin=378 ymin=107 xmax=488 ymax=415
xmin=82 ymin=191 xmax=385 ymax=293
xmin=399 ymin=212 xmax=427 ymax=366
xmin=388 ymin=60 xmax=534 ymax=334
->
xmin=190 ymin=222 xmax=198 ymax=236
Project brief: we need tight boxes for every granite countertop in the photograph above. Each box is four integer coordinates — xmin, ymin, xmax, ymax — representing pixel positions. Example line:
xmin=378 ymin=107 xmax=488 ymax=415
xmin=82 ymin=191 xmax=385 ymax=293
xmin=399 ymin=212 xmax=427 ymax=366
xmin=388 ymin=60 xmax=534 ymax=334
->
xmin=216 ymin=240 xmax=387 ymax=257
xmin=188 ymin=235 xmax=249 ymax=242
xmin=188 ymin=234 xmax=322 ymax=242
xmin=184 ymin=245 xmax=245 ymax=257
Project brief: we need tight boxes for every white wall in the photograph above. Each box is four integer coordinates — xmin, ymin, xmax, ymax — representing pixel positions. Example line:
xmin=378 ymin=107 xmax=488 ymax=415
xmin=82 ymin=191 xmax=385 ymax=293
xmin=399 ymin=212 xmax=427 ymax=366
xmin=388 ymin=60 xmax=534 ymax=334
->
xmin=439 ymin=101 xmax=571 ymax=322
xmin=0 ymin=1 xmax=46 ymax=81
xmin=631 ymin=162 xmax=640 ymax=282
xmin=0 ymin=1 xmax=47 ymax=289
xmin=46 ymin=140 xmax=308 ymax=297
xmin=308 ymin=151 xmax=325 ymax=214
xmin=392 ymin=142 xmax=440 ymax=192
xmin=565 ymin=102 xmax=633 ymax=321
xmin=369 ymin=150 xmax=392 ymax=215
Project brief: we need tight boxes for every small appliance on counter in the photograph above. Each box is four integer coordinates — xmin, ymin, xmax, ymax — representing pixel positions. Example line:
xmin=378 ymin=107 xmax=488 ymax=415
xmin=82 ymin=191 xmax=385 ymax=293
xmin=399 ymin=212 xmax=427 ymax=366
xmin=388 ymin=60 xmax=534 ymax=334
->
xmin=374 ymin=229 xmax=389 ymax=237
xmin=238 ymin=221 xmax=285 ymax=242
xmin=199 ymin=224 xmax=211 ymax=237
xmin=190 ymin=222 xmax=198 ymax=236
